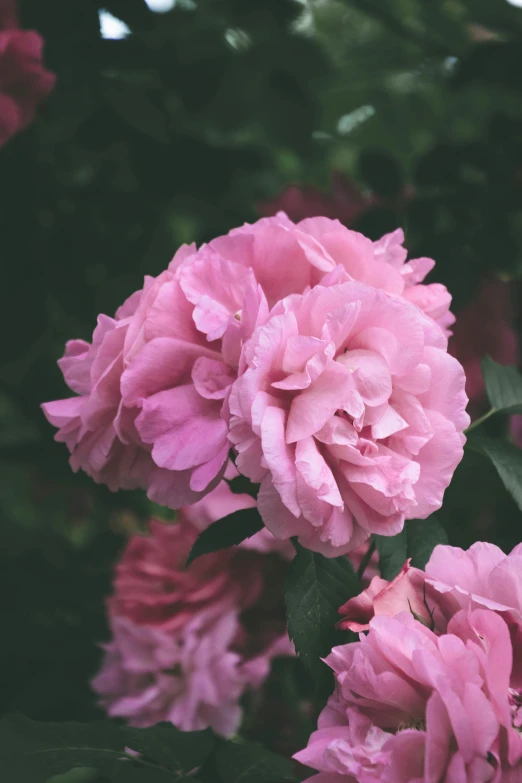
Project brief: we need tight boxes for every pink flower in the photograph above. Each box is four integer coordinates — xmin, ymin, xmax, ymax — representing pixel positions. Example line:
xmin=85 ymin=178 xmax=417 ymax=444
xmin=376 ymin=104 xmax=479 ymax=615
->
xmin=229 ymin=281 xmax=468 ymax=555
xmin=0 ymin=1 xmax=55 ymax=146
xmin=94 ymin=489 xmax=293 ymax=734
xmin=294 ymin=708 xmax=392 ymax=782
xmin=108 ymin=485 xmax=292 ymax=635
xmin=339 ymin=542 xmax=522 ymax=667
xmin=338 ymin=560 xmax=435 ymax=633
xmin=108 ymin=517 xmax=263 ymax=632
xmin=92 ymin=612 xmax=249 ymax=735
xmin=42 ymin=246 xmax=230 ymax=509
xmin=44 ymin=216 xmax=455 ymax=512
xmin=296 ymin=609 xmax=522 ymax=780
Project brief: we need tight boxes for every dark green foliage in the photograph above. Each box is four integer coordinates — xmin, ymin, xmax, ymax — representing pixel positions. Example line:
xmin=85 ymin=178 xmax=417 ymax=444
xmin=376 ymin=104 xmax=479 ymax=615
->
xmin=469 ymin=437 xmax=522 ymax=512
xmin=285 ymin=543 xmax=360 ymax=694
xmin=215 ymin=741 xmax=298 ymax=783
xmin=482 ymin=357 xmax=522 ymax=416
xmin=375 ymin=517 xmax=448 ymax=580
xmin=0 ymin=716 xmax=212 ymax=781
xmin=0 ymin=716 xmax=304 ymax=783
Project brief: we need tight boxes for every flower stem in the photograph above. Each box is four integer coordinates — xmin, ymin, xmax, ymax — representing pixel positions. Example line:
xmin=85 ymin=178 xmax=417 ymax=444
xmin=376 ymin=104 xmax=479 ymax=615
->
xmin=357 ymin=539 xmax=376 ymax=581
xmin=465 ymin=408 xmax=496 ymax=434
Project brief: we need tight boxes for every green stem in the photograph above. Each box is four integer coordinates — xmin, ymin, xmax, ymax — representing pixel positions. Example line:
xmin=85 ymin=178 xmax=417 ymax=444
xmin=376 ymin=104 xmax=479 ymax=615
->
xmin=465 ymin=408 xmax=496 ymax=434
xmin=357 ymin=538 xmax=376 ymax=581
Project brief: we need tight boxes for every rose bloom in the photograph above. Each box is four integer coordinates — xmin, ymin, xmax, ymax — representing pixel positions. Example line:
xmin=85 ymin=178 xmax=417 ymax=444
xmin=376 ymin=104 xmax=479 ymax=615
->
xmin=43 ymin=216 xmax=457 ymax=536
xmin=295 ymin=606 xmax=522 ymax=781
xmin=229 ymin=280 xmax=468 ymax=556
xmin=93 ymin=482 xmax=293 ymax=735
xmin=339 ymin=542 xmax=522 ymax=649
xmin=0 ymin=0 xmax=55 ymax=146
xmin=108 ymin=479 xmax=292 ymax=631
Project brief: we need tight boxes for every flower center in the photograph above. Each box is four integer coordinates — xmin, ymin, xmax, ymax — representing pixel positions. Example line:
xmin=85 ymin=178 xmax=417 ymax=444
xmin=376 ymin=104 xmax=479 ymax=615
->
xmin=397 ymin=717 xmax=427 ymax=732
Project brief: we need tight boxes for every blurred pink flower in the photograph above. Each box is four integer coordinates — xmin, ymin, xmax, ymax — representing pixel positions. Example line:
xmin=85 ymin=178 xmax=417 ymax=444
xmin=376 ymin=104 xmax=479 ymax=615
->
xmin=108 ymin=518 xmax=262 ymax=632
xmin=43 ymin=216 xmax=456 ymax=516
xmin=92 ymin=612 xmax=249 ymax=735
xmin=449 ymin=279 xmax=518 ymax=418
xmin=0 ymin=0 xmax=55 ymax=146
xmin=94 ymin=484 xmax=293 ymax=735
xmin=258 ymin=173 xmax=376 ymax=226
xmin=229 ymin=280 xmax=468 ymax=556
xmin=296 ymin=608 xmax=522 ymax=780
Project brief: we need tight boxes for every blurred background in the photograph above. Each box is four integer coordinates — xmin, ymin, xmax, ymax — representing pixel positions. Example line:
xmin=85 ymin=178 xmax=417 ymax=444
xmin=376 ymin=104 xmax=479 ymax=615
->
xmin=2 ymin=0 xmax=522 ymax=746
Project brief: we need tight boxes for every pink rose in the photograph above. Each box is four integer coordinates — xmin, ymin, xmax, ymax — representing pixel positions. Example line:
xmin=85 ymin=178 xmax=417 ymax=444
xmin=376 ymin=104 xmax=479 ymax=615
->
xmin=296 ymin=609 xmax=522 ymax=780
xmin=109 ymin=483 xmax=292 ymax=634
xmin=339 ymin=542 xmax=522 ymax=662
xmin=42 ymin=246 xmax=231 ymax=508
xmin=294 ymin=708 xmax=391 ymax=783
xmin=0 ymin=1 xmax=55 ymax=146
xmin=94 ymin=488 xmax=293 ymax=735
xmin=44 ymin=216 xmax=456 ymax=512
xmin=108 ymin=518 xmax=264 ymax=632
xmin=229 ymin=281 xmax=468 ymax=555
xmin=338 ymin=560 xmax=435 ymax=633
xmin=92 ymin=612 xmax=248 ymax=735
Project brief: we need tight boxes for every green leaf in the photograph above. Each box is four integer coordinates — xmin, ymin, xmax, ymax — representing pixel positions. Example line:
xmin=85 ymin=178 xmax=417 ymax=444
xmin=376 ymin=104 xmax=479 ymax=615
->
xmin=102 ymin=80 xmax=169 ymax=145
xmin=375 ymin=516 xmax=447 ymax=579
xmin=374 ymin=529 xmax=406 ymax=580
xmin=405 ymin=517 xmax=448 ymax=570
xmin=470 ymin=436 xmax=522 ymax=511
xmin=226 ymin=475 xmax=259 ymax=499
xmin=216 ymin=741 xmax=297 ymax=783
xmin=47 ymin=770 xmax=102 ymax=783
xmin=122 ymin=724 xmax=213 ymax=773
xmin=187 ymin=508 xmax=264 ymax=564
xmin=285 ymin=543 xmax=360 ymax=687
xmin=482 ymin=356 xmax=522 ymax=415
xmin=0 ymin=716 xmax=214 ymax=782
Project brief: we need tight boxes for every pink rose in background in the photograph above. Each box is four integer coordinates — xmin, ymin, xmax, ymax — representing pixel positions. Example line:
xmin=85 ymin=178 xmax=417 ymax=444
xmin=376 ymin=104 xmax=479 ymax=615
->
xmin=296 ymin=608 xmax=522 ymax=781
xmin=93 ymin=485 xmax=293 ymax=735
xmin=92 ymin=612 xmax=249 ymax=734
xmin=0 ymin=0 xmax=55 ymax=146
xmin=258 ymin=172 xmax=376 ymax=226
xmin=108 ymin=517 xmax=262 ymax=631
xmin=449 ymin=278 xmax=518 ymax=418
xmin=229 ymin=280 xmax=468 ymax=555
xmin=43 ymin=215 xmax=457 ymax=522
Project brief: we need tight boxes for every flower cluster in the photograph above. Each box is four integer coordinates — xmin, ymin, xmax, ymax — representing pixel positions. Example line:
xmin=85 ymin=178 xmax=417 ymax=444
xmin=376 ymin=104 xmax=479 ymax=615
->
xmin=0 ymin=0 xmax=54 ymax=146
xmin=43 ymin=215 xmax=469 ymax=557
xmin=295 ymin=542 xmax=522 ymax=781
xmin=92 ymin=480 xmax=293 ymax=735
